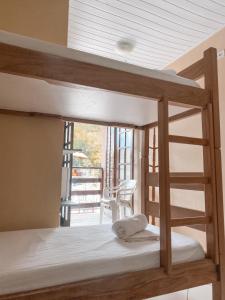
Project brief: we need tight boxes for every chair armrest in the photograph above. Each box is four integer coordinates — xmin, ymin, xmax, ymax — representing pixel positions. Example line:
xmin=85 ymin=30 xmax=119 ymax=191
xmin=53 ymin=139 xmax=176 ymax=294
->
xmin=103 ymin=185 xmax=120 ymax=197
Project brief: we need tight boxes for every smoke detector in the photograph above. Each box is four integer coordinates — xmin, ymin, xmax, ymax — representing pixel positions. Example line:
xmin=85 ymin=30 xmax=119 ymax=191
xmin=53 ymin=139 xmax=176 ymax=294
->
xmin=116 ymin=39 xmax=136 ymax=55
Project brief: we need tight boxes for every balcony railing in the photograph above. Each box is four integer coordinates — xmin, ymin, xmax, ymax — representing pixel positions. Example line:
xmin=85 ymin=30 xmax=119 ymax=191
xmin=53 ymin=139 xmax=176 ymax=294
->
xmin=70 ymin=167 xmax=104 ymax=210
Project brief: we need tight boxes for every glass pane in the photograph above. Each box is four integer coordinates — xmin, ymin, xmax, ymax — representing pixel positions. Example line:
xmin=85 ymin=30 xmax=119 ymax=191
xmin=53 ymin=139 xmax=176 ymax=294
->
xmin=126 ymin=148 xmax=131 ymax=163
xmin=126 ymin=165 xmax=131 ymax=179
xmin=119 ymin=149 xmax=125 ymax=163
xmin=119 ymin=165 xmax=125 ymax=180
xmin=116 ymin=130 xmax=120 ymax=145
xmin=126 ymin=130 xmax=133 ymax=147
xmin=119 ymin=132 xmax=125 ymax=148
xmin=110 ymin=130 xmax=114 ymax=150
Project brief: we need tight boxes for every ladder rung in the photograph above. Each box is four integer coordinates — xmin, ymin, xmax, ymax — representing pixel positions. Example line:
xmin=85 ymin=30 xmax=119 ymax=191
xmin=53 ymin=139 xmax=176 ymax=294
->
xmin=170 ymin=176 xmax=210 ymax=185
xmin=149 ymin=173 xmax=207 ymax=190
xmin=170 ymin=183 xmax=204 ymax=191
xmin=170 ymin=216 xmax=210 ymax=227
xmin=169 ymin=135 xmax=208 ymax=146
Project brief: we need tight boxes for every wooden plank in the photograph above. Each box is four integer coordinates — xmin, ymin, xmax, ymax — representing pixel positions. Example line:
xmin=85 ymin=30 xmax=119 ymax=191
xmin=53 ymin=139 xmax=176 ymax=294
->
xmin=204 ymin=48 xmax=225 ymax=299
xmin=148 ymin=201 xmax=206 ymax=231
xmin=148 ymin=173 xmax=159 ymax=186
xmin=170 ymin=176 xmax=210 ymax=185
xmin=202 ymin=104 xmax=218 ymax=262
xmin=158 ymin=98 xmax=171 ymax=272
xmin=143 ymin=108 xmax=201 ymax=129
xmin=213 ymin=149 xmax=225 ymax=299
xmin=64 ymin=116 xmax=141 ymax=130
xmin=148 ymin=172 xmax=205 ymax=191
xmin=178 ymin=58 xmax=205 ymax=80
xmin=170 ymin=183 xmax=204 ymax=191
xmin=169 ymin=135 xmax=208 ymax=146
xmin=0 ymin=42 xmax=210 ymax=107
xmin=204 ymin=48 xmax=221 ymax=149
xmin=0 ymin=260 xmax=217 ymax=300
xmin=213 ymin=281 xmax=222 ymax=300
xmin=0 ymin=108 xmax=141 ymax=130
xmin=170 ymin=216 xmax=210 ymax=227
xmin=170 ymin=172 xmax=204 ymax=176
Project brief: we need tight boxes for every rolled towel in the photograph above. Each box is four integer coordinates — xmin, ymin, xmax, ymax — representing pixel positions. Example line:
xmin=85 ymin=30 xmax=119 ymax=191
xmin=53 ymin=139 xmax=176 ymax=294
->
xmin=112 ymin=214 xmax=148 ymax=239
xmin=124 ymin=229 xmax=159 ymax=243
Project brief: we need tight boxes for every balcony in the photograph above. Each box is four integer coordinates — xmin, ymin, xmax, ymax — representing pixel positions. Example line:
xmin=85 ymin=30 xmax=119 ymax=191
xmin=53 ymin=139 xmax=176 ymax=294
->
xmin=61 ymin=166 xmax=112 ymax=226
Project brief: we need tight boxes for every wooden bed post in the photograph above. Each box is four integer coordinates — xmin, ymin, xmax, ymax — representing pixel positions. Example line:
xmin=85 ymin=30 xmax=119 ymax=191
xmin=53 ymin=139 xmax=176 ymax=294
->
xmin=158 ymin=97 xmax=171 ymax=273
xmin=202 ymin=103 xmax=219 ymax=262
xmin=204 ymin=48 xmax=225 ymax=300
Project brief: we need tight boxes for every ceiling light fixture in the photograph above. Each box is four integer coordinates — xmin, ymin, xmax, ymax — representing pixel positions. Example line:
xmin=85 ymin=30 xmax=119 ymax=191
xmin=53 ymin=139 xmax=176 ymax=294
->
xmin=115 ymin=39 xmax=136 ymax=56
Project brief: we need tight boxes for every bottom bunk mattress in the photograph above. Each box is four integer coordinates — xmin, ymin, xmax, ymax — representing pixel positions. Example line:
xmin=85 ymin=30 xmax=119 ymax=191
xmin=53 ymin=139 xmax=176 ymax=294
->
xmin=0 ymin=224 xmax=205 ymax=295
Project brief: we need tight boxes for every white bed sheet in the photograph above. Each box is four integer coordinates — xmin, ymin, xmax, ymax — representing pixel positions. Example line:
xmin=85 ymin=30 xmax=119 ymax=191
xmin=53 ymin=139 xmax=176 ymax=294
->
xmin=0 ymin=224 xmax=205 ymax=295
xmin=0 ymin=30 xmax=199 ymax=88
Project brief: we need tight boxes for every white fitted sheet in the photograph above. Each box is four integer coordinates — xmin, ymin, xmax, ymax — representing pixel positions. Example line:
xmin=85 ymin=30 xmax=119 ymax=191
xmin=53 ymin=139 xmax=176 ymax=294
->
xmin=0 ymin=224 xmax=205 ymax=295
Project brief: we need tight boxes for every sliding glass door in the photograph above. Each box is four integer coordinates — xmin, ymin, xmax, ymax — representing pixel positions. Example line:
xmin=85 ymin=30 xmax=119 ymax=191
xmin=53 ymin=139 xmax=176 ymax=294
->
xmin=105 ymin=127 xmax=134 ymax=187
xmin=61 ymin=121 xmax=74 ymax=227
xmin=117 ymin=128 xmax=134 ymax=182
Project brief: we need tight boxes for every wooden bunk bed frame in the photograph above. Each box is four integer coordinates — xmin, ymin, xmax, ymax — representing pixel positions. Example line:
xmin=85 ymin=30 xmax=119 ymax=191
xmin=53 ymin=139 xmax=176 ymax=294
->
xmin=0 ymin=41 xmax=224 ymax=299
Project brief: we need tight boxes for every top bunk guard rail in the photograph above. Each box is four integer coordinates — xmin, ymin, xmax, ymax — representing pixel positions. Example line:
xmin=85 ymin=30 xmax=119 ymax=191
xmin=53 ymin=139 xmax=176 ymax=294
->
xmin=0 ymin=32 xmax=210 ymax=109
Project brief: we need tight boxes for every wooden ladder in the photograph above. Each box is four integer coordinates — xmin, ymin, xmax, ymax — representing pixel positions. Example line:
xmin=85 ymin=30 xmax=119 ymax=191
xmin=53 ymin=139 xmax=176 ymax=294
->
xmin=151 ymin=48 xmax=225 ymax=299
xmin=158 ymin=98 xmax=219 ymax=274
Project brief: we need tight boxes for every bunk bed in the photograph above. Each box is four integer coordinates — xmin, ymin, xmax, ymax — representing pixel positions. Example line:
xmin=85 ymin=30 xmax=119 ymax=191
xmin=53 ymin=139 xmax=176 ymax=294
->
xmin=0 ymin=31 xmax=225 ymax=300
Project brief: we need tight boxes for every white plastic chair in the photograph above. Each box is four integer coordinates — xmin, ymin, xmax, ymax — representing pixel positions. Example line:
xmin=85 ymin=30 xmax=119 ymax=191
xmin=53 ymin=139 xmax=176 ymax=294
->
xmin=117 ymin=180 xmax=137 ymax=218
xmin=99 ymin=180 xmax=136 ymax=223
xmin=99 ymin=181 xmax=125 ymax=224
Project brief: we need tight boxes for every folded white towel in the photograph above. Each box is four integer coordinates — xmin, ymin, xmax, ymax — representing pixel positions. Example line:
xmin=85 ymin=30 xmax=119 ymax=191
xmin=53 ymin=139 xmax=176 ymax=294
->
xmin=112 ymin=214 xmax=148 ymax=239
xmin=124 ymin=229 xmax=160 ymax=242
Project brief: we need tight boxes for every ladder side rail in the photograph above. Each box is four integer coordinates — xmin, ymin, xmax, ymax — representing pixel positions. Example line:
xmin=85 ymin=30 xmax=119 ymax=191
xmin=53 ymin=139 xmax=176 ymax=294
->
xmin=204 ymin=48 xmax=225 ymax=299
xmin=202 ymin=104 xmax=219 ymax=263
xmin=158 ymin=98 xmax=171 ymax=273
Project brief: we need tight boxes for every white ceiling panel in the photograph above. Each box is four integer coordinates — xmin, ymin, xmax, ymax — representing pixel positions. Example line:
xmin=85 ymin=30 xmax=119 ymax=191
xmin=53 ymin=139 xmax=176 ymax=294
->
xmin=68 ymin=0 xmax=225 ymax=69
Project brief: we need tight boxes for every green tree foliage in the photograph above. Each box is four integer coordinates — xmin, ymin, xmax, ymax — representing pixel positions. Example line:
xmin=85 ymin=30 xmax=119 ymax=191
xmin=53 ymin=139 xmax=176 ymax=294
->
xmin=73 ymin=123 xmax=104 ymax=167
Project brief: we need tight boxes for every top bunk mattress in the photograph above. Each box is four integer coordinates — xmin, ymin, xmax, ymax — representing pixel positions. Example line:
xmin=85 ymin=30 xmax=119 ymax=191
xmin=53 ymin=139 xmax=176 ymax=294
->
xmin=0 ymin=224 xmax=205 ymax=295
xmin=0 ymin=30 xmax=199 ymax=88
